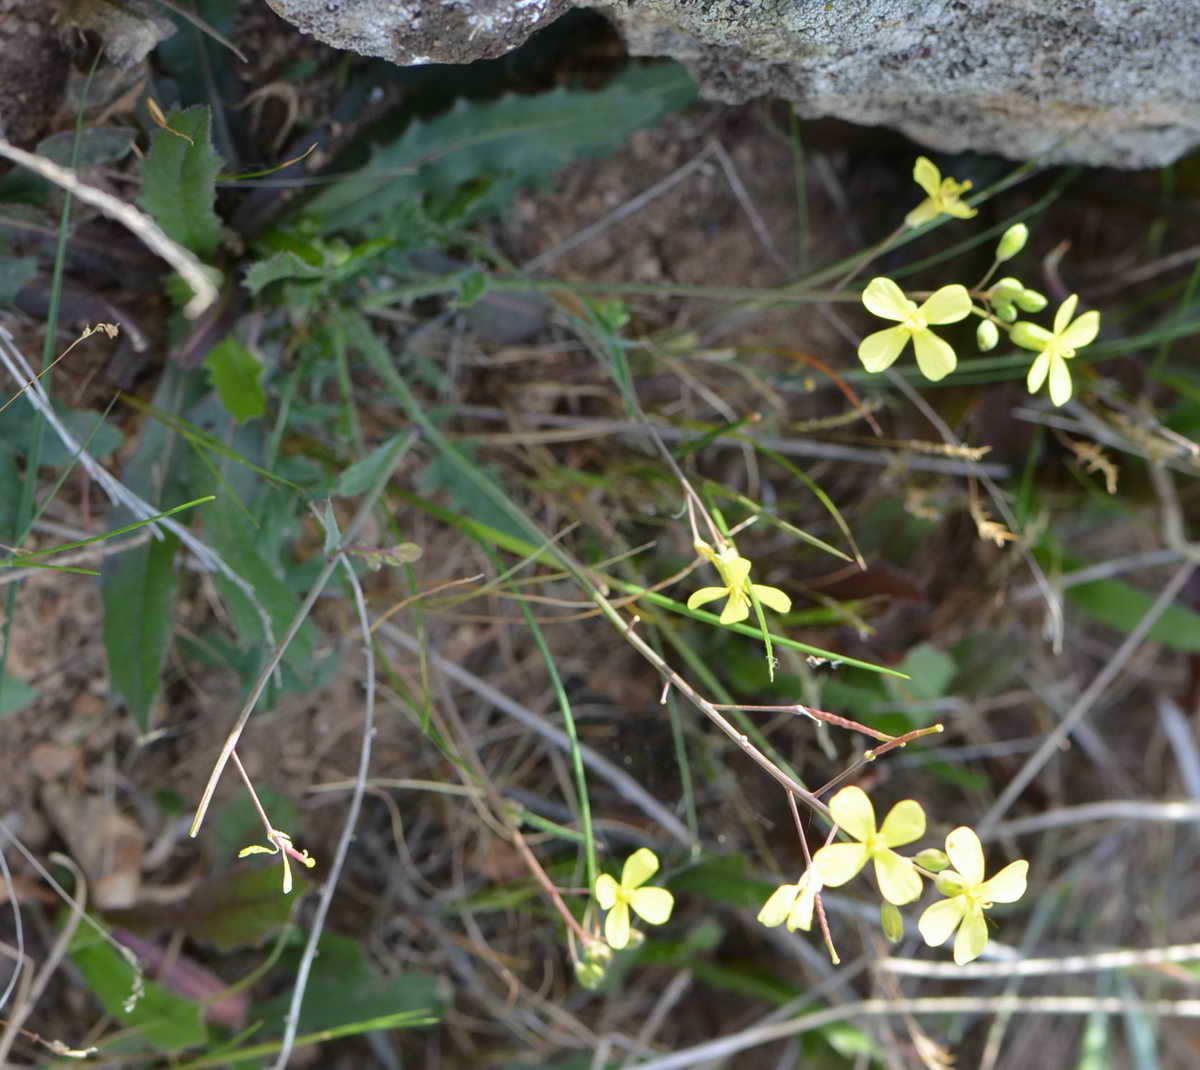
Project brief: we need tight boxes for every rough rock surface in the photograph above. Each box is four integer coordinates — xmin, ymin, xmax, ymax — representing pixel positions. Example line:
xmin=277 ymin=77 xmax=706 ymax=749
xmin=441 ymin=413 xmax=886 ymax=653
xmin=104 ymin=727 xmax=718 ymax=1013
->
xmin=262 ymin=0 xmax=1200 ymax=169
xmin=0 ymin=0 xmax=70 ymax=146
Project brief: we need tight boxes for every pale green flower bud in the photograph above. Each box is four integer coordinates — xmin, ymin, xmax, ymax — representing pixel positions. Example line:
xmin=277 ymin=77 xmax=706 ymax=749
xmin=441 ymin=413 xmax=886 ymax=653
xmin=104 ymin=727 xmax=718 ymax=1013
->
xmin=575 ymin=960 xmax=606 ymax=989
xmin=1011 ymin=321 xmax=1052 ymax=350
xmin=994 ymin=300 xmax=1018 ymax=323
xmin=976 ymin=319 xmax=999 ymax=351
xmin=1015 ymin=288 xmax=1048 ymax=313
xmin=914 ymin=848 xmax=950 ymax=873
xmin=881 ymin=902 xmax=904 ymax=943
xmin=995 ymin=223 xmax=1029 ymax=262
xmin=991 ymin=277 xmax=1024 ymax=301
xmin=934 ymin=871 xmax=968 ymax=897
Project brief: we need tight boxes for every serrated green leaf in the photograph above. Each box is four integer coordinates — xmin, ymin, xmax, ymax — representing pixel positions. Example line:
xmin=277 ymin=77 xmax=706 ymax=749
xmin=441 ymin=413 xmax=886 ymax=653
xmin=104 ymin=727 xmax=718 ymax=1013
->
xmin=69 ymin=926 xmax=206 ymax=1053
xmin=206 ymin=337 xmax=266 ymax=423
xmin=243 ymin=249 xmax=329 ymax=294
xmin=102 ymin=530 xmax=179 ymax=732
xmin=141 ymin=106 xmax=223 ymax=257
xmin=306 ymin=62 xmax=696 ymax=234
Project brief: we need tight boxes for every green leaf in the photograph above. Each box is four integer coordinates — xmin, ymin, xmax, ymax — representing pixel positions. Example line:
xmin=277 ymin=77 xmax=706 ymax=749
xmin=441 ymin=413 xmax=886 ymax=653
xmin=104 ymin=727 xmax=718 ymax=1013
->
xmin=0 ymin=669 xmax=36 ymax=718
xmin=255 ymin=934 xmax=439 ymax=1036
xmin=306 ymin=62 xmax=696 ymax=233
xmin=1066 ymin=574 xmax=1200 ymax=651
xmin=69 ymin=926 xmax=206 ymax=1053
xmin=243 ymin=248 xmax=330 ymax=293
xmin=0 ymin=401 xmax=124 ymax=465
xmin=102 ymin=530 xmax=179 ymax=732
xmin=891 ymin=643 xmax=956 ymax=702
xmin=173 ymin=865 xmax=301 ymax=952
xmin=141 ymin=105 xmax=223 ymax=257
xmin=37 ymin=126 xmax=136 ymax=168
xmin=0 ymin=249 xmax=36 ymax=304
xmin=206 ymin=337 xmax=266 ymax=423
xmin=334 ymin=432 xmax=409 ymax=497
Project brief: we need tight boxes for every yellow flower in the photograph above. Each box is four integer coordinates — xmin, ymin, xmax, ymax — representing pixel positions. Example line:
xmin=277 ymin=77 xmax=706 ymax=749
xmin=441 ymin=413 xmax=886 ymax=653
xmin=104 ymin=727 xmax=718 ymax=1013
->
xmin=238 ymin=828 xmax=316 ymax=894
xmin=1011 ymin=294 xmax=1100 ymax=406
xmin=594 ymin=848 xmax=675 ymax=950
xmin=812 ymin=785 xmax=926 ymax=905
xmin=858 ymin=277 xmax=971 ymax=381
xmin=917 ymin=827 xmax=1028 ymax=965
xmin=687 ymin=541 xmax=791 ymax=625
xmin=757 ymin=869 xmax=822 ymax=932
xmin=906 ymin=156 xmax=977 ymax=227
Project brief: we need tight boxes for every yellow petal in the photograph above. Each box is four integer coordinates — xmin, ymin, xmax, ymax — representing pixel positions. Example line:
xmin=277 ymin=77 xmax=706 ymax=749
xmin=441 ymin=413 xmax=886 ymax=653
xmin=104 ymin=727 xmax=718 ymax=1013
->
xmin=719 ymin=592 xmax=750 ymax=625
xmin=595 ymin=873 xmax=619 ymax=910
xmin=953 ymin=905 xmax=989 ymax=964
xmin=238 ymin=844 xmax=276 ymax=857
xmin=1047 ymin=354 xmax=1073 ymax=406
xmin=873 ymin=850 xmax=923 ymax=905
xmin=1026 ymin=350 xmax=1051 ymax=394
xmin=621 ymin=847 xmax=660 ymax=890
xmin=629 ymin=886 xmax=674 ymax=926
xmin=858 ymin=326 xmax=911 ymax=373
xmin=1060 ymin=309 xmax=1099 ymax=349
xmin=687 ymin=586 xmax=727 ymax=610
xmin=912 ymin=156 xmax=941 ymax=199
xmin=912 ymin=329 xmax=957 ymax=381
xmin=604 ymin=902 xmax=631 ymax=950
xmin=980 ymin=859 xmax=1029 ymax=904
xmin=920 ymin=284 xmax=971 ymax=325
xmin=757 ymin=883 xmax=802 ymax=927
xmin=879 ymin=799 xmax=926 ymax=848
xmin=918 ymin=895 xmax=966 ymax=948
xmin=812 ymin=842 xmax=869 ymax=887
xmin=828 ymin=785 xmax=876 ymax=841
xmin=943 ymin=198 xmax=978 ymax=220
xmin=943 ymin=827 xmax=984 ymax=885
xmin=1053 ymin=294 xmax=1079 ymax=335
xmin=787 ymin=882 xmax=817 ymax=932
xmin=905 ymin=198 xmax=940 ymax=228
xmin=862 ymin=277 xmax=913 ymax=321
xmin=751 ymin=584 xmax=791 ymax=614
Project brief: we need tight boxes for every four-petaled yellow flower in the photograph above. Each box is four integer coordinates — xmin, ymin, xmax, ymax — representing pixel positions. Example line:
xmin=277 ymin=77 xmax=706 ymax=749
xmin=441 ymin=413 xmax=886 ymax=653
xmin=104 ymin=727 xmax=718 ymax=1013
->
xmin=812 ymin=785 xmax=926 ymax=905
xmin=1011 ymin=294 xmax=1100 ymax=407
xmin=858 ymin=277 xmax=971 ymax=381
xmin=595 ymin=848 xmax=675 ymax=950
xmin=917 ymin=826 xmax=1028 ymax=965
xmin=906 ymin=156 xmax=977 ymax=227
xmin=757 ymin=868 xmax=822 ymax=932
xmin=238 ymin=828 xmax=316 ymax=895
xmin=687 ymin=540 xmax=791 ymax=625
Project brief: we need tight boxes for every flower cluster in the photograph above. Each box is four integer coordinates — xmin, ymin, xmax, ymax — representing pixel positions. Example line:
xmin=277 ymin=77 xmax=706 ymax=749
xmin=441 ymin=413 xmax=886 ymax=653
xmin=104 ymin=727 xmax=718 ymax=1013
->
xmin=758 ymin=786 xmax=1028 ymax=965
xmin=855 ymin=159 xmax=1101 ymax=406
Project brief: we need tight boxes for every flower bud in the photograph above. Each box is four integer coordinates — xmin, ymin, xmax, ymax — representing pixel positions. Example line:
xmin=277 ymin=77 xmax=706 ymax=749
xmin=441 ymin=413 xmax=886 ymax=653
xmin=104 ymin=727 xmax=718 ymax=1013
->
xmin=976 ymin=319 xmax=999 ymax=351
xmin=1011 ymin=321 xmax=1052 ymax=350
xmin=934 ymin=871 xmax=968 ymax=897
xmin=995 ymin=223 xmax=1029 ymax=262
xmin=994 ymin=300 xmax=1018 ymax=323
xmin=881 ymin=902 xmax=904 ymax=943
xmin=914 ymin=848 xmax=950 ymax=873
xmin=1015 ymin=288 xmax=1048 ymax=313
xmin=575 ymin=960 xmax=606 ymax=989
xmin=990 ymin=277 xmax=1024 ymax=301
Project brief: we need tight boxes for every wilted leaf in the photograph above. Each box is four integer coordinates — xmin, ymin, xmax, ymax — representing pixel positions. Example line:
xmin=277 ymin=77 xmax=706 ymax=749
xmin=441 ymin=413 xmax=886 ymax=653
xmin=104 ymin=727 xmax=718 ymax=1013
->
xmin=57 ymin=0 xmax=176 ymax=69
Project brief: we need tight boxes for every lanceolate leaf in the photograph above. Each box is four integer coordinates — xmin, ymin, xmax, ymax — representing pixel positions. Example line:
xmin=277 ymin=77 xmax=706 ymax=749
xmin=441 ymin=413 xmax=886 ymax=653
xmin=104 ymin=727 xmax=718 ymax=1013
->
xmin=306 ymin=62 xmax=696 ymax=233
xmin=141 ymin=105 xmax=223 ymax=257
xmin=102 ymin=530 xmax=179 ymax=732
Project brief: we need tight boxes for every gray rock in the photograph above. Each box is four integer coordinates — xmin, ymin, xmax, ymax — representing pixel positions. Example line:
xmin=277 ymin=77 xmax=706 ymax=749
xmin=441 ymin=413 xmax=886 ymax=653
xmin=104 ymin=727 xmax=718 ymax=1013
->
xmin=263 ymin=0 xmax=1200 ymax=168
